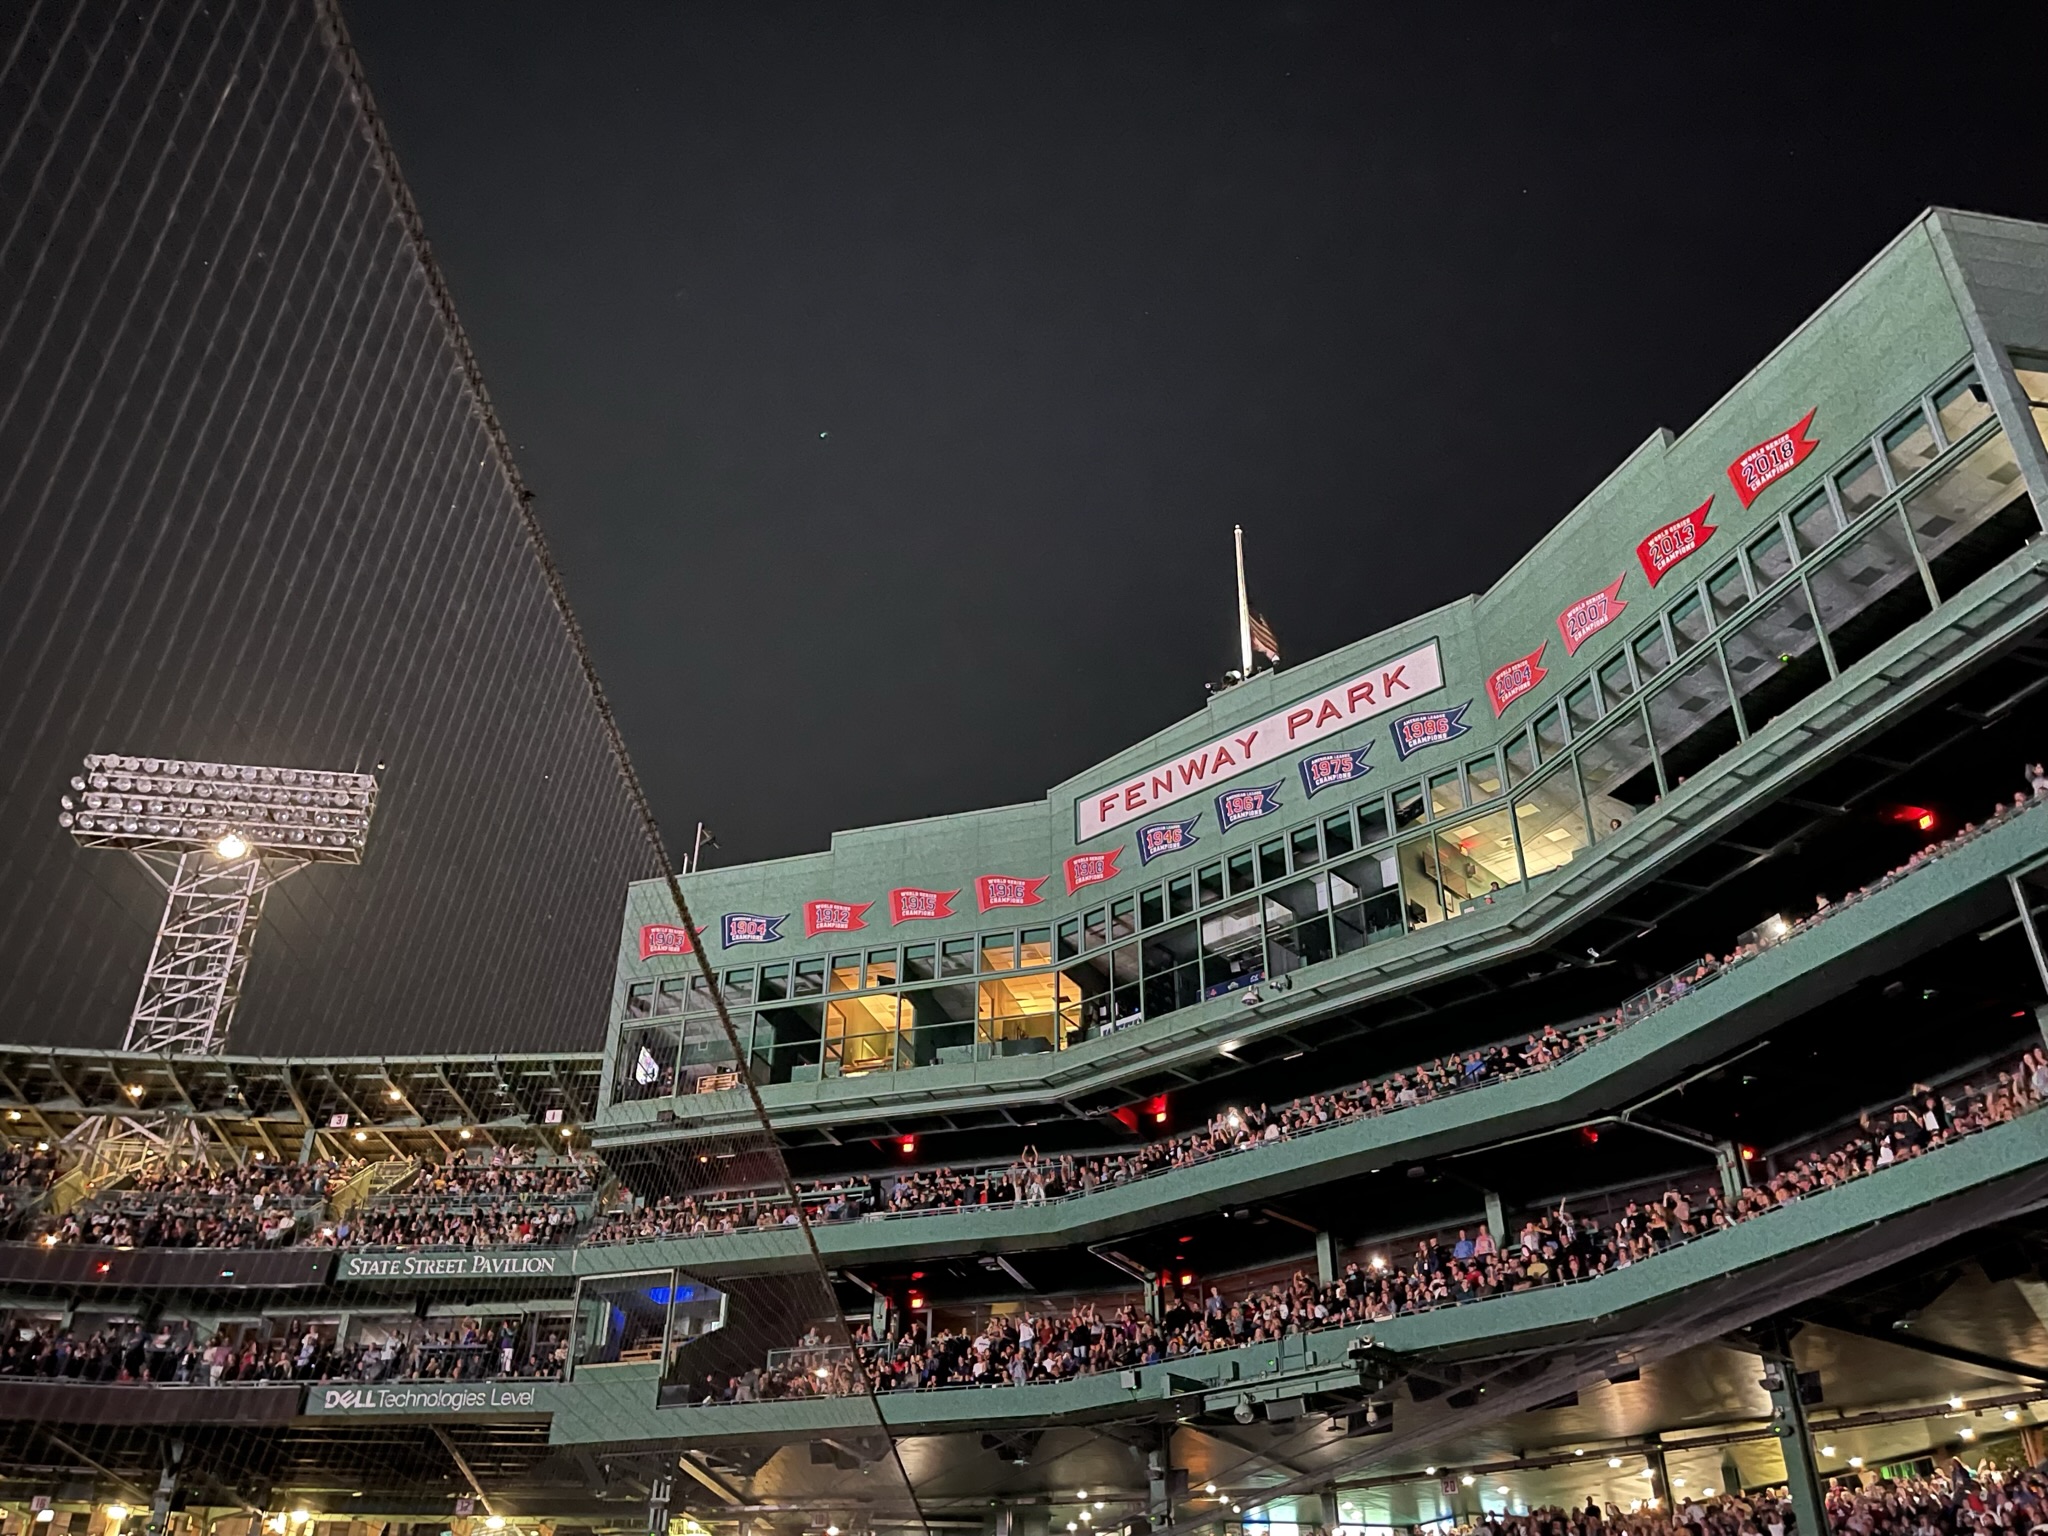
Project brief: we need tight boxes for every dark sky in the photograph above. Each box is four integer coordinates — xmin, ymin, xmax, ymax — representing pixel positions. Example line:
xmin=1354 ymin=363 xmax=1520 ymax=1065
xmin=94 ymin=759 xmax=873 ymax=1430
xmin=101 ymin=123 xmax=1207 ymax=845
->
xmin=345 ymin=2 xmax=2048 ymax=868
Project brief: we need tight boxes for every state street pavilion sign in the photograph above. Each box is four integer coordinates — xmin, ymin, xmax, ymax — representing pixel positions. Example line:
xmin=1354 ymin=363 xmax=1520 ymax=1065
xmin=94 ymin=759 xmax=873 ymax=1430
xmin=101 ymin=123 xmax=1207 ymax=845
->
xmin=1076 ymin=640 xmax=1444 ymax=841
xmin=334 ymin=1248 xmax=567 ymax=1282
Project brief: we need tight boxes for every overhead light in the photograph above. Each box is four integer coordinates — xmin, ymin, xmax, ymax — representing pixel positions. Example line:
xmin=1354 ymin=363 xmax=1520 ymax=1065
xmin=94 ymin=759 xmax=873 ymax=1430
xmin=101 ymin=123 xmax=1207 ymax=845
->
xmin=105 ymin=1506 xmax=131 ymax=1523
xmin=352 ymin=1130 xmax=367 ymax=1142
xmin=125 ymin=1083 xmax=145 ymax=1099
xmin=4 ymin=1109 xmax=18 ymax=1121
xmin=215 ymin=831 xmax=249 ymax=860
xmin=1950 ymin=1396 xmax=1965 ymax=1410
xmin=1674 ymin=1479 xmax=1686 ymax=1488
xmin=1461 ymin=1475 xmax=1476 ymax=1487
xmin=1819 ymin=1446 xmax=1836 ymax=1458
xmin=36 ymin=1513 xmax=55 ymax=1525
xmin=289 ymin=1512 xmax=311 ymax=1525
xmin=1204 ymin=1485 xmax=1217 ymax=1496
xmin=1425 ymin=1467 xmax=1437 ymax=1476
xmin=1703 ymin=1488 xmax=1715 ymax=1497
xmin=1608 ymin=1457 xmax=1623 ymax=1469
xmin=1848 ymin=1458 xmax=1863 ymax=1469
xmin=1573 ymin=1449 xmax=1584 ymax=1457
xmin=485 ymin=1519 xmax=506 ymax=1531
xmin=1094 ymin=1504 xmax=1104 ymax=1512
xmin=2006 ymin=1410 xmax=2021 ymax=1422
xmin=459 ymin=1128 xmax=473 ymax=1140
xmin=385 ymin=1088 xmax=403 ymax=1102
xmin=1960 ymin=1428 xmax=1976 ymax=1440
xmin=1077 ymin=1492 xmax=1089 ymax=1501
xmin=1497 ymin=1486 xmax=1511 ymax=1496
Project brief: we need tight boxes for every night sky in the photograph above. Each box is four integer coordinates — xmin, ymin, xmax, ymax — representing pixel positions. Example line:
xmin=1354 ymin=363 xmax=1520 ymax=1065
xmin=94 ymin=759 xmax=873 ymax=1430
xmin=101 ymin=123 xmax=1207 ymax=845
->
xmin=345 ymin=3 xmax=2048 ymax=869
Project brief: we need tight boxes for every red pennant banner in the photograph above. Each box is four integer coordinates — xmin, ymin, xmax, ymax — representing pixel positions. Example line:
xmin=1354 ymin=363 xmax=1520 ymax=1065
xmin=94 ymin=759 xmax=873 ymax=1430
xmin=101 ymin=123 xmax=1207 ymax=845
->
xmin=804 ymin=900 xmax=872 ymax=938
xmin=1064 ymin=847 xmax=1123 ymax=896
xmin=639 ymin=923 xmax=702 ymax=959
xmin=1636 ymin=498 xmax=1717 ymax=586
xmin=889 ymin=887 xmax=958 ymax=924
xmin=1556 ymin=574 xmax=1629 ymax=657
xmin=1727 ymin=408 xmax=1820 ymax=508
xmin=976 ymin=874 xmax=1048 ymax=912
xmin=1486 ymin=642 xmax=1549 ymax=718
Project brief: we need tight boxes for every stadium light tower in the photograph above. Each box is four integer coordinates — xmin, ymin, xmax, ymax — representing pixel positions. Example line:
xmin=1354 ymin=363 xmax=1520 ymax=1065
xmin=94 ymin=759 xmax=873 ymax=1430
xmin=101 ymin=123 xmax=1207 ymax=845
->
xmin=59 ymin=754 xmax=379 ymax=1056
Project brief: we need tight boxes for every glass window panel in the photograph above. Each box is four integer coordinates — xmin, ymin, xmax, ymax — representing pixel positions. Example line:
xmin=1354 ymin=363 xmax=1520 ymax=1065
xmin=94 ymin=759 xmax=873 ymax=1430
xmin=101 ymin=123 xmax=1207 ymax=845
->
xmin=1668 ymin=591 xmax=1710 ymax=656
xmin=938 ymin=939 xmax=976 ymax=978
xmin=1533 ymin=705 xmax=1568 ymax=763
xmin=1632 ymin=625 xmax=1671 ymax=680
xmin=1019 ymin=926 xmax=1052 ymax=967
xmin=793 ymin=959 xmax=826 ymax=997
xmin=1393 ymin=782 xmax=1425 ymax=830
xmin=1168 ymin=874 xmax=1194 ymax=918
xmin=1083 ymin=906 xmax=1109 ymax=948
xmin=1883 ymin=410 xmax=1938 ymax=485
xmin=1837 ymin=449 xmax=1887 ymax=518
xmin=1429 ymin=769 xmax=1465 ymax=815
xmin=1723 ymin=583 xmax=1830 ymax=734
xmin=1438 ymin=807 xmax=1521 ymax=911
xmin=980 ymin=932 xmax=1016 ymax=972
xmin=899 ymin=987 xmax=973 ymax=1067
xmin=757 ymin=962 xmax=790 ymax=1002
xmin=1790 ymin=488 xmax=1841 ymax=555
xmin=1707 ymin=560 xmax=1750 ymax=623
xmin=901 ymin=945 xmax=934 ymax=983
xmin=1357 ymin=797 xmax=1390 ymax=845
xmin=722 ymin=968 xmax=755 ymax=1007
xmin=754 ymin=1002 xmax=824 ymax=1082
xmin=830 ymin=953 xmax=862 ymax=991
xmin=1747 ymin=523 xmax=1794 ymax=587
xmin=1901 ymin=431 xmax=2032 ymax=598
xmin=1579 ymin=704 xmax=1658 ymax=839
xmin=1139 ymin=919 xmax=1201 ymax=1020
xmin=1264 ymin=874 xmax=1334 ymax=976
xmin=1513 ymin=771 xmax=1589 ymax=879
xmin=1645 ymin=649 xmax=1740 ymax=785
xmin=1196 ymin=864 xmax=1225 ymax=907
xmin=1109 ymin=898 xmax=1135 ymax=940
xmin=1807 ymin=509 xmax=1933 ymax=671
xmin=1290 ymin=822 xmax=1321 ymax=870
xmin=1322 ymin=811 xmax=1355 ymax=859
xmin=1596 ymin=651 xmax=1635 ymax=707
xmin=864 ymin=950 xmax=898 ymax=989
xmin=653 ymin=978 xmax=686 ymax=1015
xmin=2016 ymin=359 xmax=2048 ymax=444
xmin=1227 ymin=849 xmax=1256 ymax=896
xmin=1198 ymin=898 xmax=1265 ymax=999
xmin=1139 ymin=885 xmax=1165 ymax=929
xmin=979 ymin=969 xmax=1062 ymax=1056
xmin=1257 ymin=837 xmax=1287 ymax=884
xmin=615 ymin=1024 xmax=679 ymax=1102
xmin=1503 ymin=733 xmax=1535 ymax=788
xmin=1466 ymin=752 xmax=1503 ymax=800
xmin=1395 ymin=834 xmax=1444 ymax=929
xmin=1934 ymin=372 xmax=1993 ymax=445
xmin=1055 ymin=919 xmax=1080 ymax=962
xmin=624 ymin=981 xmax=655 ymax=1019
xmin=826 ymin=991 xmax=901 ymax=1074
xmin=1564 ymin=681 xmax=1600 ymax=737
xmin=682 ymin=1014 xmax=737 ymax=1070
xmin=1330 ymin=849 xmax=1402 ymax=954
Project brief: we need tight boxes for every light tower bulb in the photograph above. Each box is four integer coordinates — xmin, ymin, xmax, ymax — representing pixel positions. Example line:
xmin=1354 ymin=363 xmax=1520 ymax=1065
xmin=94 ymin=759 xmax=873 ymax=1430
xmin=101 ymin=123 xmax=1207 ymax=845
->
xmin=215 ymin=831 xmax=249 ymax=860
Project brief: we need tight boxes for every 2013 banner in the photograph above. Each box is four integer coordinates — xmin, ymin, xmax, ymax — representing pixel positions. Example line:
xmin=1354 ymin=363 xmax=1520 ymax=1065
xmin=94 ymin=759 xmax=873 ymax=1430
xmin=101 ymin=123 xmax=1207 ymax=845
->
xmin=1636 ymin=498 xmax=1716 ymax=586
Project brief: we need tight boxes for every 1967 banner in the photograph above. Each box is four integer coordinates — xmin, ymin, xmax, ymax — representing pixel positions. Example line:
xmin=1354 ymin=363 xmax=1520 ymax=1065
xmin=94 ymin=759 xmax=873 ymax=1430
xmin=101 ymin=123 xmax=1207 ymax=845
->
xmin=1076 ymin=640 xmax=1444 ymax=840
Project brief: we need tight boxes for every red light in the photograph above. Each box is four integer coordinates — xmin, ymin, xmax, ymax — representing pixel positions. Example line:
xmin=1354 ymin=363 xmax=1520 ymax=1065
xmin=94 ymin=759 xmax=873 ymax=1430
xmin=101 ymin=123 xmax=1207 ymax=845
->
xmin=1579 ymin=1126 xmax=1600 ymax=1145
xmin=1740 ymin=1146 xmax=1756 ymax=1161
xmin=908 ymin=1296 xmax=924 ymax=1310
xmin=95 ymin=1262 xmax=110 ymax=1274
xmin=899 ymin=1136 xmax=916 ymax=1154
xmin=910 ymin=1271 xmax=924 ymax=1280
xmin=1154 ymin=1111 xmax=1168 ymax=1124
xmin=1178 ymin=1235 xmax=1193 ymax=1244
xmin=1179 ymin=1273 xmax=1194 ymax=1286
xmin=1918 ymin=813 xmax=1935 ymax=831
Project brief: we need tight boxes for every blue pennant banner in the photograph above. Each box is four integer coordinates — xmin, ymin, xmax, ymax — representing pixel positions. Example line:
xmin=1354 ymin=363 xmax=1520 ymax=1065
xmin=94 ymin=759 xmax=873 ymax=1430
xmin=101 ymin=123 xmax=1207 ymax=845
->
xmin=1389 ymin=700 xmax=1473 ymax=761
xmin=1299 ymin=745 xmax=1373 ymax=798
xmin=1214 ymin=782 xmax=1284 ymax=833
xmin=721 ymin=912 xmax=786 ymax=946
xmin=1135 ymin=817 xmax=1202 ymax=865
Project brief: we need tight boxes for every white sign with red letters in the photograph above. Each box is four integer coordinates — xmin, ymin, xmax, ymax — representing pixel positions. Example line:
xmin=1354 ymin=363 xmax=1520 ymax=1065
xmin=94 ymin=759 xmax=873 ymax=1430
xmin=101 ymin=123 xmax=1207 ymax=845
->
xmin=1076 ymin=640 xmax=1443 ymax=840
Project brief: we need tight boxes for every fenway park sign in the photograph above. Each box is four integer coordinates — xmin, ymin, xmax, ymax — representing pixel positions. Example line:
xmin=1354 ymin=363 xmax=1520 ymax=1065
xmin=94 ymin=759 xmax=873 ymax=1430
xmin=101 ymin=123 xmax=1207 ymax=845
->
xmin=1077 ymin=641 xmax=1444 ymax=840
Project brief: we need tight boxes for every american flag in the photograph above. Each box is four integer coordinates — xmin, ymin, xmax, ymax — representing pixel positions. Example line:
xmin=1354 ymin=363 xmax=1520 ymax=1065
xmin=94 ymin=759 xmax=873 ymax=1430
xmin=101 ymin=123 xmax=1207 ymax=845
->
xmin=1249 ymin=609 xmax=1281 ymax=666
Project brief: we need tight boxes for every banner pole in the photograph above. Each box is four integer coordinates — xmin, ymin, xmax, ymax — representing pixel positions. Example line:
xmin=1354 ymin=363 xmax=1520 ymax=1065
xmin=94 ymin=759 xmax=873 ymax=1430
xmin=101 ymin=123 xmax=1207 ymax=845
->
xmin=1234 ymin=524 xmax=1253 ymax=678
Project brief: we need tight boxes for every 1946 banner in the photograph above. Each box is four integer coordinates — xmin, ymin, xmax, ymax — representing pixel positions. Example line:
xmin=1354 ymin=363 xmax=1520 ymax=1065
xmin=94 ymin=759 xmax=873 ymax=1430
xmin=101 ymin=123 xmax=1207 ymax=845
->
xmin=1076 ymin=640 xmax=1443 ymax=840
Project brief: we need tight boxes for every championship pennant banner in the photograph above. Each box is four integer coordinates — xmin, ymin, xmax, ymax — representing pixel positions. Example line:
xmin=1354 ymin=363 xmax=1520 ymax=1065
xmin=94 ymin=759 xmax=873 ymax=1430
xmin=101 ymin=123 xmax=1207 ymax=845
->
xmin=1727 ymin=409 xmax=1820 ymax=508
xmin=1636 ymin=498 xmax=1716 ymax=586
xmin=1064 ymin=848 xmax=1122 ymax=895
xmin=1299 ymin=745 xmax=1372 ymax=797
xmin=1557 ymin=575 xmax=1628 ymax=656
xmin=721 ymin=912 xmax=784 ymax=946
xmin=1136 ymin=817 xmax=1200 ymax=865
xmin=1077 ymin=640 xmax=1443 ymax=840
xmin=1214 ymin=783 xmax=1283 ymax=833
xmin=1485 ymin=643 xmax=1548 ymax=718
xmin=976 ymin=874 xmax=1047 ymax=912
xmin=804 ymin=900 xmax=870 ymax=938
xmin=1389 ymin=701 xmax=1472 ymax=760
xmin=639 ymin=923 xmax=703 ymax=959
xmin=889 ymin=887 xmax=958 ymax=924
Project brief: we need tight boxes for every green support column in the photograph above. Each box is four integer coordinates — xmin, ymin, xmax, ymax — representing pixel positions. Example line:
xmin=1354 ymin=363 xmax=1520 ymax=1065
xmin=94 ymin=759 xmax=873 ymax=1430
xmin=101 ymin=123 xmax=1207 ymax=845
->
xmin=1314 ymin=1231 xmax=1337 ymax=1286
xmin=1483 ymin=1191 xmax=1505 ymax=1248
xmin=1757 ymin=1324 xmax=1829 ymax=1536
xmin=1647 ymin=1446 xmax=1670 ymax=1510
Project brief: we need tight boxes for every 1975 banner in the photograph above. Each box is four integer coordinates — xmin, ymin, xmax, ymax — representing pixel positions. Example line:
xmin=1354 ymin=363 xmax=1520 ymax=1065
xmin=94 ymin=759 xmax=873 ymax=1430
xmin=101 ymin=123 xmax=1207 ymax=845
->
xmin=1075 ymin=640 xmax=1443 ymax=840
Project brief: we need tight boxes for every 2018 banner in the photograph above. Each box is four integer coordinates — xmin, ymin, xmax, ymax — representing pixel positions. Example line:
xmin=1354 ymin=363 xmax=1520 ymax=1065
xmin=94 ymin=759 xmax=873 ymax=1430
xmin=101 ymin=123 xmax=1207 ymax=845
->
xmin=1064 ymin=848 xmax=1122 ymax=895
xmin=1727 ymin=409 xmax=1820 ymax=507
xmin=804 ymin=900 xmax=871 ymax=938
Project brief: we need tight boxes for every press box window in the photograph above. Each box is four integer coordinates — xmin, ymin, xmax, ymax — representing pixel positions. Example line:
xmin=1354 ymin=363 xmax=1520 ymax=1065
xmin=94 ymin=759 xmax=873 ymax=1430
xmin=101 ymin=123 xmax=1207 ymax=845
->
xmin=901 ymin=945 xmax=935 ymax=983
xmin=1357 ymin=797 xmax=1390 ymax=845
xmin=1883 ymin=408 xmax=1938 ymax=485
xmin=1466 ymin=752 xmax=1503 ymax=800
xmin=1836 ymin=448 xmax=1888 ymax=519
xmin=757 ymin=963 xmax=790 ymax=1002
xmin=1564 ymin=681 xmax=1600 ymax=737
xmin=1290 ymin=823 xmax=1321 ymax=871
xmin=1020 ymin=926 xmax=1054 ymax=966
xmin=1322 ymin=812 xmax=1356 ymax=859
xmin=939 ymin=939 xmax=976 ymax=978
xmin=1393 ymin=782 xmax=1425 ymax=829
xmin=1707 ymin=561 xmax=1750 ymax=623
xmin=624 ymin=981 xmax=655 ymax=1019
xmin=1747 ymin=524 xmax=1793 ymax=587
xmin=794 ymin=958 xmax=827 ymax=996
xmin=1168 ymin=874 xmax=1195 ymax=918
xmin=1196 ymin=863 xmax=1225 ymax=907
xmin=1139 ymin=885 xmax=1165 ymax=929
xmin=1109 ymin=898 xmax=1136 ymax=940
xmin=1789 ymin=489 xmax=1840 ymax=557
xmin=1934 ymin=372 xmax=1992 ymax=444
xmin=2015 ymin=355 xmax=2048 ymax=444
xmin=981 ymin=932 xmax=1016 ymax=972
xmin=1227 ymin=850 xmax=1256 ymax=897
xmin=1084 ymin=906 xmax=1109 ymax=947
xmin=1257 ymin=837 xmax=1287 ymax=884
xmin=1668 ymin=591 xmax=1710 ymax=657
xmin=1596 ymin=652 xmax=1635 ymax=708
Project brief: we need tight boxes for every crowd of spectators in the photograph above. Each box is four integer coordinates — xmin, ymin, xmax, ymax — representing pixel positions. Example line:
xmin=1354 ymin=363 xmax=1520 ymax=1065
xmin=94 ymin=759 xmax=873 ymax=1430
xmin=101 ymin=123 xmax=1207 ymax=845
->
xmin=0 ymin=1313 xmax=568 ymax=1385
xmin=36 ymin=1198 xmax=301 ymax=1248
xmin=312 ymin=1200 xmax=582 ymax=1249
xmin=688 ymin=1050 xmax=2047 ymax=1401
xmin=0 ymin=1141 xmax=61 ymax=1190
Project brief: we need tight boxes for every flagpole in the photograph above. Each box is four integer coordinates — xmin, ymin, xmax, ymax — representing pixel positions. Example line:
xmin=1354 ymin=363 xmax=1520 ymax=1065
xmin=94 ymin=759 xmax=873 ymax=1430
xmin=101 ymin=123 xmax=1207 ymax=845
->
xmin=1234 ymin=524 xmax=1253 ymax=677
